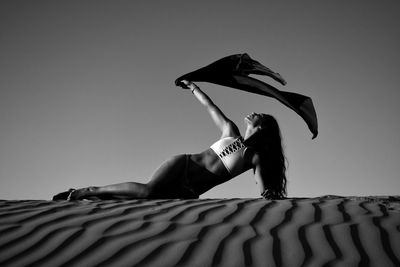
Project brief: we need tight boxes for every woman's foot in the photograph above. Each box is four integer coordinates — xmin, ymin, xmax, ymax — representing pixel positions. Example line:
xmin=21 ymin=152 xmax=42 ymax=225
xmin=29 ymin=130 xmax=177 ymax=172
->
xmin=68 ymin=187 xmax=98 ymax=200
xmin=52 ymin=188 xmax=76 ymax=200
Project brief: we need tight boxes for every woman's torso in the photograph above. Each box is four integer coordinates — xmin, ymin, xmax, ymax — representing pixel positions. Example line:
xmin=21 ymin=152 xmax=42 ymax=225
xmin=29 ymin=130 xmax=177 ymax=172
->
xmin=190 ymin=148 xmax=230 ymax=178
xmin=188 ymin=136 xmax=253 ymax=193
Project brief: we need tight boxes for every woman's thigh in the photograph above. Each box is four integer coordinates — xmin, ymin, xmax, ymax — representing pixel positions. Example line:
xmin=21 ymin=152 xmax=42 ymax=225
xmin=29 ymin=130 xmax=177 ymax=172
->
xmin=147 ymin=154 xmax=187 ymax=197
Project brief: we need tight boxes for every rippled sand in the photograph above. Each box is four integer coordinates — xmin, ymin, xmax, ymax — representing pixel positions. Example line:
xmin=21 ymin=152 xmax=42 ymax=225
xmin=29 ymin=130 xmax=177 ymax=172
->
xmin=0 ymin=196 xmax=399 ymax=267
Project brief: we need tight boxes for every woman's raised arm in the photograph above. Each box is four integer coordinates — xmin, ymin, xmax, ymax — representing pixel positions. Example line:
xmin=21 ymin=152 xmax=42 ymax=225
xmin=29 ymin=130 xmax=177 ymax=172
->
xmin=180 ymin=80 xmax=239 ymax=137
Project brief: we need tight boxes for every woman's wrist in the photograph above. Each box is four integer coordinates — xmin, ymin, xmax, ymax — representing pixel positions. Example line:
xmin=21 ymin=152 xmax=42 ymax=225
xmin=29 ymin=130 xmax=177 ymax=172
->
xmin=190 ymin=85 xmax=199 ymax=93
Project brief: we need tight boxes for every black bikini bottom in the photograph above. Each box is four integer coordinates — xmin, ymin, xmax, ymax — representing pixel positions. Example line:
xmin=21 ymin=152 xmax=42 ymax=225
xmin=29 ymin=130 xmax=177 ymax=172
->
xmin=182 ymin=155 xmax=228 ymax=198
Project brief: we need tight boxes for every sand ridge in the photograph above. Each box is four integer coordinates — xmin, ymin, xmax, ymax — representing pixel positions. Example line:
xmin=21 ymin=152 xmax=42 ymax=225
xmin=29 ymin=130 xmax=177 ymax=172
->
xmin=0 ymin=196 xmax=399 ymax=267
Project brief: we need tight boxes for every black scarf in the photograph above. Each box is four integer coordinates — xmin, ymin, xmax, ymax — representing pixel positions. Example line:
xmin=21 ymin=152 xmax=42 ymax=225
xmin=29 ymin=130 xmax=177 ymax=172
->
xmin=175 ymin=53 xmax=318 ymax=139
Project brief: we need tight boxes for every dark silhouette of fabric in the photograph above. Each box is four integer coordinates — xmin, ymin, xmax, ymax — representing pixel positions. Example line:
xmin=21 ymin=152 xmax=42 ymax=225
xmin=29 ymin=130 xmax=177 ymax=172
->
xmin=175 ymin=53 xmax=318 ymax=139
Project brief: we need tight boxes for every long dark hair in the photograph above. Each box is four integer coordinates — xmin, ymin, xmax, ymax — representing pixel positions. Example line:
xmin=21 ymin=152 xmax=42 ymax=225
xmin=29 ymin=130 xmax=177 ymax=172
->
xmin=244 ymin=114 xmax=287 ymax=199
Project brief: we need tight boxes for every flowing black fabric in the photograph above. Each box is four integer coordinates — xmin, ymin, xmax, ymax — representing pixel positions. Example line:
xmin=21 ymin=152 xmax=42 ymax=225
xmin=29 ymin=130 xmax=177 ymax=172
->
xmin=175 ymin=53 xmax=318 ymax=139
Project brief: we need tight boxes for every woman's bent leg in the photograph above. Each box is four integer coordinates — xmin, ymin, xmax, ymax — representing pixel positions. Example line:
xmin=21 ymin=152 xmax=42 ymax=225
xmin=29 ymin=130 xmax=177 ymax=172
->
xmin=66 ymin=154 xmax=187 ymax=200
xmin=69 ymin=182 xmax=150 ymax=200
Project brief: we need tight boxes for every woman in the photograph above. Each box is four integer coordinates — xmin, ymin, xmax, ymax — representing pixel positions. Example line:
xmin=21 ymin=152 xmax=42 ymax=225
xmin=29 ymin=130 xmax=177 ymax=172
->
xmin=53 ymin=80 xmax=287 ymax=200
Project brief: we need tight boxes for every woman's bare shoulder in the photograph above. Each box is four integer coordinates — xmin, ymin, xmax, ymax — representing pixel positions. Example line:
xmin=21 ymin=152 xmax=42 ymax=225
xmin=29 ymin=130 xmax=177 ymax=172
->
xmin=219 ymin=120 xmax=241 ymax=139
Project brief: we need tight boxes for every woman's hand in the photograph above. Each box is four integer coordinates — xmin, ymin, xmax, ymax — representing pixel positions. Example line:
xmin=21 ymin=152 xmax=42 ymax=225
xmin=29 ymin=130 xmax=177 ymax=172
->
xmin=178 ymin=79 xmax=198 ymax=91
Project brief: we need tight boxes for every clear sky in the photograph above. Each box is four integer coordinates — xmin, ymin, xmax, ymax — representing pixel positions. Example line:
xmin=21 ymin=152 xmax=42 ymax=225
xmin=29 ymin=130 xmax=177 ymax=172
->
xmin=1 ymin=1 xmax=399 ymax=200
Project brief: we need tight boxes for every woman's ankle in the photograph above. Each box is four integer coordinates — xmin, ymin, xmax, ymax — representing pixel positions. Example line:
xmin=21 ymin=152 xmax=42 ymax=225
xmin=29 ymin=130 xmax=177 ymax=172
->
xmin=86 ymin=186 xmax=99 ymax=196
xmin=71 ymin=186 xmax=98 ymax=200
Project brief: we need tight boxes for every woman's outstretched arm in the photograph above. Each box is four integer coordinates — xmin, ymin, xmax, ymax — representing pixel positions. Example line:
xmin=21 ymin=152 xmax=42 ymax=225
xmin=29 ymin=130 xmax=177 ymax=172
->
xmin=180 ymin=80 xmax=240 ymax=137
xmin=251 ymin=153 xmax=286 ymax=199
xmin=251 ymin=153 xmax=266 ymax=194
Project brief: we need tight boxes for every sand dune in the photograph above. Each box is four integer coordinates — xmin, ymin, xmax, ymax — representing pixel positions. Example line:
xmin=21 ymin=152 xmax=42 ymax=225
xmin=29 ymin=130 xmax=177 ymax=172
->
xmin=0 ymin=196 xmax=399 ymax=267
